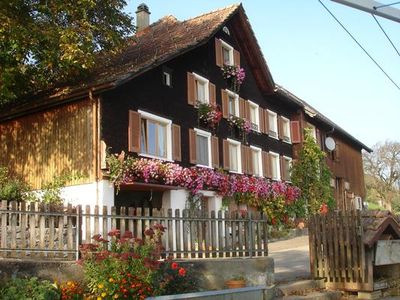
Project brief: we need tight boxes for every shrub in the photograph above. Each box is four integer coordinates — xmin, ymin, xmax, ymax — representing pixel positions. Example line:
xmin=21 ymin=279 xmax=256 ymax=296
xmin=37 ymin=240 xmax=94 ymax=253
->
xmin=0 ymin=277 xmax=60 ymax=300
xmin=58 ymin=281 xmax=85 ymax=300
xmin=0 ymin=167 xmax=32 ymax=202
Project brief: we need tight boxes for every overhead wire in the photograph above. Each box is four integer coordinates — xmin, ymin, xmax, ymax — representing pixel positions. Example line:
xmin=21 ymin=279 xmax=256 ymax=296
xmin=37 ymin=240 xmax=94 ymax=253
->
xmin=318 ymin=0 xmax=400 ymax=91
xmin=371 ymin=14 xmax=400 ymax=57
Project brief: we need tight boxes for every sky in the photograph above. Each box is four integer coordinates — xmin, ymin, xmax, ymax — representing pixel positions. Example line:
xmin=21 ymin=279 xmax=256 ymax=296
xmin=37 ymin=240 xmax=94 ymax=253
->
xmin=125 ymin=0 xmax=400 ymax=148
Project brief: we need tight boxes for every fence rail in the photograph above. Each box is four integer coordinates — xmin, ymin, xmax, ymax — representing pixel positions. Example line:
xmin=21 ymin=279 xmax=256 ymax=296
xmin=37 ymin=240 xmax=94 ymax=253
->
xmin=0 ymin=201 xmax=269 ymax=260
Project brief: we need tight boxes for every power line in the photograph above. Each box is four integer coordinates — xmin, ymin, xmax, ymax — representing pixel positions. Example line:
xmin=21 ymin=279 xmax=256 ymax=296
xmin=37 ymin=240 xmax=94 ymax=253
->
xmin=374 ymin=1 xmax=400 ymax=10
xmin=371 ymin=14 xmax=400 ymax=57
xmin=318 ymin=0 xmax=400 ymax=91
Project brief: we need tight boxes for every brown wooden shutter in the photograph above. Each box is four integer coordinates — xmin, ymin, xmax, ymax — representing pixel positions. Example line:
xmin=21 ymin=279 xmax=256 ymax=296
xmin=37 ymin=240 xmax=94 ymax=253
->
xmin=278 ymin=116 xmax=283 ymax=140
xmin=189 ymin=129 xmax=197 ymax=164
xmin=233 ymin=49 xmax=240 ymax=67
xmin=223 ymin=139 xmax=230 ymax=170
xmin=245 ymin=101 xmax=251 ymax=121
xmin=316 ymin=129 xmax=321 ymax=148
xmin=221 ymin=90 xmax=229 ymax=118
xmin=280 ymin=155 xmax=285 ymax=181
xmin=187 ymin=72 xmax=196 ymax=105
xmin=264 ymin=109 xmax=270 ymax=133
xmin=209 ymin=82 xmax=216 ymax=105
xmin=100 ymin=140 xmax=107 ymax=169
xmin=172 ymin=124 xmax=181 ymax=161
xmin=128 ymin=110 xmax=141 ymax=153
xmin=241 ymin=145 xmax=248 ymax=174
xmin=247 ymin=147 xmax=253 ymax=175
xmin=290 ymin=121 xmax=301 ymax=143
xmin=239 ymin=98 xmax=246 ymax=119
xmin=262 ymin=151 xmax=271 ymax=178
xmin=259 ymin=109 xmax=265 ymax=133
xmin=211 ymin=136 xmax=219 ymax=168
xmin=215 ymin=38 xmax=223 ymax=67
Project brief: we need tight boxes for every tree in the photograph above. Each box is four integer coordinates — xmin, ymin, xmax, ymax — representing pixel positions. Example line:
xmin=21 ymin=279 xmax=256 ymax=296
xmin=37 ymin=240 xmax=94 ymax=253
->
xmin=0 ymin=0 xmax=134 ymax=105
xmin=363 ymin=141 xmax=400 ymax=211
xmin=291 ymin=128 xmax=335 ymax=216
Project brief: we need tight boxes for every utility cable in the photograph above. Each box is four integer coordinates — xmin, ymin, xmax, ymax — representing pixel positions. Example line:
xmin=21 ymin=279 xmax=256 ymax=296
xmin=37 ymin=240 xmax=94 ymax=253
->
xmin=318 ymin=0 xmax=400 ymax=91
xmin=371 ymin=14 xmax=400 ymax=57
xmin=374 ymin=1 xmax=400 ymax=10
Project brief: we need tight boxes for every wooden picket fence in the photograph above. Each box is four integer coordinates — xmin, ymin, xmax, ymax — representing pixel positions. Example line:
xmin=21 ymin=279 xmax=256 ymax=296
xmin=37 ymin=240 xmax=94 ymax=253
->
xmin=0 ymin=201 xmax=269 ymax=260
xmin=308 ymin=211 xmax=373 ymax=291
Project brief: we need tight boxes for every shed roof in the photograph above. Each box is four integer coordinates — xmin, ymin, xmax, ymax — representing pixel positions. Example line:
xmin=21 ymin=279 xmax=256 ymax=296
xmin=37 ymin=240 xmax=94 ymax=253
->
xmin=362 ymin=210 xmax=400 ymax=247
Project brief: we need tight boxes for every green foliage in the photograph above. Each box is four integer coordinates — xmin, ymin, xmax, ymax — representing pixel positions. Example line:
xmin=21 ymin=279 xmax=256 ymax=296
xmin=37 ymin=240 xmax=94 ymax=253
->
xmin=39 ymin=173 xmax=80 ymax=205
xmin=290 ymin=128 xmax=334 ymax=216
xmin=0 ymin=166 xmax=31 ymax=201
xmin=0 ymin=0 xmax=134 ymax=105
xmin=0 ymin=277 xmax=60 ymax=300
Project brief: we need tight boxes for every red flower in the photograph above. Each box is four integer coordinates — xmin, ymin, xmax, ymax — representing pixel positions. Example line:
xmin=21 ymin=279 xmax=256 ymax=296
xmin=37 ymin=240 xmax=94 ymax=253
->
xmin=108 ymin=229 xmax=121 ymax=237
xmin=320 ymin=203 xmax=329 ymax=215
xmin=171 ymin=262 xmax=178 ymax=270
xmin=178 ymin=267 xmax=186 ymax=277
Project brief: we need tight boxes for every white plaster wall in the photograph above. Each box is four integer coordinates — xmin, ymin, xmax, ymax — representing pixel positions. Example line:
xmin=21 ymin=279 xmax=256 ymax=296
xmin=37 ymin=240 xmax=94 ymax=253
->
xmin=61 ymin=180 xmax=114 ymax=207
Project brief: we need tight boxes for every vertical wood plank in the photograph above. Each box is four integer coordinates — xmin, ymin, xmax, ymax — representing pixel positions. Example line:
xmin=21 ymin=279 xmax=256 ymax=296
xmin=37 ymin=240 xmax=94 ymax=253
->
xmin=136 ymin=207 xmax=142 ymax=240
xmin=20 ymin=202 xmax=28 ymax=258
xmin=204 ymin=210 xmax=211 ymax=258
xmin=231 ymin=211 xmax=237 ymax=257
xmin=102 ymin=206 xmax=108 ymax=239
xmin=167 ymin=209 xmax=174 ymax=258
xmin=262 ymin=213 xmax=268 ymax=256
xmin=85 ymin=205 xmax=91 ymax=243
xmin=111 ymin=206 xmax=117 ymax=231
xmin=198 ymin=210 xmax=204 ymax=258
xmin=128 ymin=207 xmax=135 ymax=235
xmin=94 ymin=205 xmax=99 ymax=236
xmin=217 ymin=210 xmax=224 ymax=258
xmin=345 ymin=212 xmax=353 ymax=282
xmin=211 ymin=210 xmax=217 ymax=258
xmin=190 ymin=210 xmax=196 ymax=258
xmin=1 ymin=200 xmax=7 ymax=256
xmin=183 ymin=209 xmax=189 ymax=258
xmin=175 ymin=209 xmax=182 ymax=259
xmin=48 ymin=204 xmax=54 ymax=259
xmin=120 ymin=206 xmax=126 ymax=236
xmin=67 ymin=204 xmax=74 ymax=260
xmin=338 ymin=211 xmax=346 ymax=280
xmin=57 ymin=206 xmax=64 ymax=259
xmin=224 ymin=211 xmax=231 ymax=258
xmin=10 ymin=201 xmax=17 ymax=258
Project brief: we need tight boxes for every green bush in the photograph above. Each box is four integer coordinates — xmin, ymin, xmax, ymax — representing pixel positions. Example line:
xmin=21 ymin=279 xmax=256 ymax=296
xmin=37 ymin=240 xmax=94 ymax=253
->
xmin=0 ymin=167 xmax=32 ymax=202
xmin=0 ymin=277 xmax=60 ymax=300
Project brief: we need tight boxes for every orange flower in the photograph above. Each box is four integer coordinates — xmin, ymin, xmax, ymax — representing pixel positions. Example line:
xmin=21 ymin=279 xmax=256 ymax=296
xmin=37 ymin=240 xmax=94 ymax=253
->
xmin=178 ymin=267 xmax=186 ymax=277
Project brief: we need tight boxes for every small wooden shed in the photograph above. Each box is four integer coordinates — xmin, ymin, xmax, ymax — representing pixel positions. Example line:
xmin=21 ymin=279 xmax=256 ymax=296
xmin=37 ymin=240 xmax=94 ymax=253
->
xmin=309 ymin=210 xmax=400 ymax=297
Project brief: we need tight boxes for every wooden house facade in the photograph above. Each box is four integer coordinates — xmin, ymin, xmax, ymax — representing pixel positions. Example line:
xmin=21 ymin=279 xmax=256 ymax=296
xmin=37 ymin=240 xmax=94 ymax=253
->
xmin=0 ymin=4 xmax=371 ymax=211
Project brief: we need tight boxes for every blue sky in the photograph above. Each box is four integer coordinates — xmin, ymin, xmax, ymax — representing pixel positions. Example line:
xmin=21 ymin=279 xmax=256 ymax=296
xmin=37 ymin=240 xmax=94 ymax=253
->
xmin=125 ymin=1 xmax=400 ymax=148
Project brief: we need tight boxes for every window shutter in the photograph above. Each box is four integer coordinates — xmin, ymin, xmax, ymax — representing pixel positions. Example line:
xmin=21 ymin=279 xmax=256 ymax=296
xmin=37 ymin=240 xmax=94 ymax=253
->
xmin=187 ymin=72 xmax=196 ymax=106
xmin=278 ymin=116 xmax=283 ymax=140
xmin=211 ymin=136 xmax=219 ymax=168
xmin=259 ymin=109 xmax=265 ymax=133
xmin=215 ymin=38 xmax=223 ymax=67
xmin=241 ymin=145 xmax=248 ymax=174
xmin=233 ymin=49 xmax=240 ymax=67
xmin=172 ymin=124 xmax=181 ymax=161
xmin=264 ymin=109 xmax=270 ymax=133
xmin=290 ymin=121 xmax=301 ymax=143
xmin=221 ymin=90 xmax=229 ymax=118
xmin=245 ymin=101 xmax=251 ymax=121
xmin=262 ymin=151 xmax=271 ymax=178
xmin=247 ymin=147 xmax=253 ymax=175
xmin=316 ymin=129 xmax=321 ymax=148
xmin=209 ymin=82 xmax=216 ymax=105
xmin=223 ymin=139 xmax=230 ymax=170
xmin=239 ymin=98 xmax=246 ymax=119
xmin=189 ymin=129 xmax=197 ymax=164
xmin=128 ymin=110 xmax=141 ymax=153
xmin=100 ymin=140 xmax=107 ymax=169
xmin=280 ymin=155 xmax=285 ymax=181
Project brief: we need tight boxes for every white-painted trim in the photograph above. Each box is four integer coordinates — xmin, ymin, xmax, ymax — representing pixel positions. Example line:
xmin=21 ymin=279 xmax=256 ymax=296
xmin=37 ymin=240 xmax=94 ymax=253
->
xmin=267 ymin=109 xmax=278 ymax=140
xmin=281 ymin=116 xmax=292 ymax=144
xmin=250 ymin=145 xmax=263 ymax=177
xmin=226 ymin=89 xmax=240 ymax=117
xmin=283 ymin=155 xmax=292 ymax=182
xmin=137 ymin=110 xmax=172 ymax=161
xmin=163 ymin=71 xmax=171 ymax=86
xmin=248 ymin=100 xmax=260 ymax=132
xmin=193 ymin=72 xmax=210 ymax=104
xmin=220 ymin=39 xmax=234 ymax=65
xmin=227 ymin=138 xmax=242 ymax=174
xmin=194 ymin=128 xmax=212 ymax=168
xmin=269 ymin=151 xmax=281 ymax=181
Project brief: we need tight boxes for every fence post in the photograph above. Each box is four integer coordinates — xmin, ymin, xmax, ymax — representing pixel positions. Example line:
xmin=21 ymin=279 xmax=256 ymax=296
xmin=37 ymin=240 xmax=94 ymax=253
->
xmin=76 ymin=205 xmax=81 ymax=261
xmin=248 ymin=211 xmax=253 ymax=258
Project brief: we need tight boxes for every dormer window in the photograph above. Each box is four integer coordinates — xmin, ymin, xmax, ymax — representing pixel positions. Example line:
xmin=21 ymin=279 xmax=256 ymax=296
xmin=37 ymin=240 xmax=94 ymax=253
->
xmin=220 ymin=40 xmax=234 ymax=66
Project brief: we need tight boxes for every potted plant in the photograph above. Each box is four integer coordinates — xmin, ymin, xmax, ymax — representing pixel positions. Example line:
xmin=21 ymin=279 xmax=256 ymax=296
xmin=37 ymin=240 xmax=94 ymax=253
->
xmin=197 ymin=102 xmax=222 ymax=131
xmin=225 ymin=275 xmax=246 ymax=289
xmin=221 ymin=65 xmax=246 ymax=93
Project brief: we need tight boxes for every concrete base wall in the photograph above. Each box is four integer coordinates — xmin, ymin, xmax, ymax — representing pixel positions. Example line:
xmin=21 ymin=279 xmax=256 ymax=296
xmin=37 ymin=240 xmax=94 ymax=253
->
xmin=0 ymin=257 xmax=274 ymax=291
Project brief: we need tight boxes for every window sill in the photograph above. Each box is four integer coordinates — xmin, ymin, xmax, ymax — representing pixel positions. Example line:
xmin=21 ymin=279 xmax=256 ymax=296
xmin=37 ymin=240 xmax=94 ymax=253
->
xmin=229 ymin=170 xmax=243 ymax=175
xmin=283 ymin=139 xmax=292 ymax=144
xmin=139 ymin=153 xmax=173 ymax=162
xmin=196 ymin=164 xmax=213 ymax=169
xmin=268 ymin=134 xmax=279 ymax=140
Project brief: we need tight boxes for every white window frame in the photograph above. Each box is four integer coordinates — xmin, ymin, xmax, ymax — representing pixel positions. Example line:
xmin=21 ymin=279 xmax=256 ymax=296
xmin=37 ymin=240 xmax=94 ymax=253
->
xmin=248 ymin=100 xmax=260 ymax=132
xmin=163 ymin=71 xmax=171 ymax=86
xmin=281 ymin=116 xmax=291 ymax=144
xmin=267 ymin=110 xmax=278 ymax=139
xmin=220 ymin=39 xmax=234 ymax=66
xmin=283 ymin=156 xmax=292 ymax=182
xmin=307 ymin=123 xmax=317 ymax=141
xmin=194 ymin=128 xmax=212 ymax=168
xmin=193 ymin=73 xmax=210 ymax=104
xmin=269 ymin=151 xmax=281 ymax=181
xmin=138 ymin=110 xmax=172 ymax=161
xmin=226 ymin=89 xmax=239 ymax=117
xmin=250 ymin=145 xmax=263 ymax=177
xmin=227 ymin=138 xmax=242 ymax=174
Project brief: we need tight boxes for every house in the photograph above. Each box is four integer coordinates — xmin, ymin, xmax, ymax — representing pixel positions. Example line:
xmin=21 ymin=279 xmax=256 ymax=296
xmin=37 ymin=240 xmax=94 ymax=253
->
xmin=0 ymin=4 xmax=370 ymax=212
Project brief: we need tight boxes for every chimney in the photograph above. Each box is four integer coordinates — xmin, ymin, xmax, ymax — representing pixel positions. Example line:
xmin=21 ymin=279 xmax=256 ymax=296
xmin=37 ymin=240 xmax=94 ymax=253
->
xmin=136 ymin=3 xmax=150 ymax=31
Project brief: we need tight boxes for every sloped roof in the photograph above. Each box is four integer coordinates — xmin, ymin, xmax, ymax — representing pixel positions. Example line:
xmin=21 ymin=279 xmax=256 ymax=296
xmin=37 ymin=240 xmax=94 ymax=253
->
xmin=275 ymin=85 xmax=372 ymax=152
xmin=1 ymin=4 xmax=275 ymax=121
xmin=362 ymin=210 xmax=400 ymax=247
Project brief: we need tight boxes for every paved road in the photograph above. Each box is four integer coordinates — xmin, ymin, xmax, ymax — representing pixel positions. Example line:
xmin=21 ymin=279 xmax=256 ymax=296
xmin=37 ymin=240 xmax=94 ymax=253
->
xmin=269 ymin=235 xmax=310 ymax=283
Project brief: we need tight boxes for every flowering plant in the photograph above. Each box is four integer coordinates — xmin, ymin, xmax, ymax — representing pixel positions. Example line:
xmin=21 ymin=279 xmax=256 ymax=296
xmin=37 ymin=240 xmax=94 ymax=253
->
xmin=58 ymin=281 xmax=85 ymax=300
xmin=228 ymin=115 xmax=251 ymax=134
xmin=221 ymin=65 xmax=245 ymax=93
xmin=197 ymin=102 xmax=222 ymax=130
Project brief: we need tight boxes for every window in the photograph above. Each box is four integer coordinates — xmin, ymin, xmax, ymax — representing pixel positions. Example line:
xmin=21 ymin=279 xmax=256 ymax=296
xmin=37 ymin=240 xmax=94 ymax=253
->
xmin=227 ymin=90 xmax=239 ymax=117
xmin=163 ymin=71 xmax=171 ymax=86
xmin=194 ymin=128 xmax=212 ymax=167
xmin=281 ymin=117 xmax=291 ymax=143
xmin=267 ymin=110 xmax=278 ymax=138
xmin=248 ymin=101 xmax=260 ymax=131
xmin=282 ymin=156 xmax=292 ymax=181
xmin=138 ymin=110 xmax=172 ymax=160
xmin=269 ymin=152 xmax=280 ymax=180
xmin=193 ymin=73 xmax=209 ymax=104
xmin=228 ymin=139 xmax=241 ymax=173
xmin=220 ymin=40 xmax=234 ymax=65
xmin=250 ymin=146 xmax=263 ymax=177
